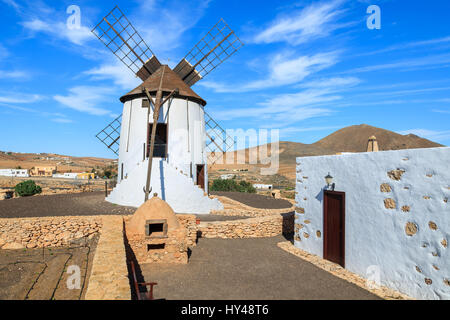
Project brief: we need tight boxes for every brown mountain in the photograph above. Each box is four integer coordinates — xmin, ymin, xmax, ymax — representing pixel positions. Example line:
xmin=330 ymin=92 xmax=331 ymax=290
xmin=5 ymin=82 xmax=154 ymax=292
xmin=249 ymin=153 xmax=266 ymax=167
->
xmin=312 ymin=124 xmax=443 ymax=154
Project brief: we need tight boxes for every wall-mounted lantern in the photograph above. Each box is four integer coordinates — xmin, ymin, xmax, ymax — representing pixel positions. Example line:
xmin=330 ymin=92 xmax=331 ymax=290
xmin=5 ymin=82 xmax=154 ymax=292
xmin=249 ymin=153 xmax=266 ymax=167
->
xmin=325 ymin=173 xmax=335 ymax=191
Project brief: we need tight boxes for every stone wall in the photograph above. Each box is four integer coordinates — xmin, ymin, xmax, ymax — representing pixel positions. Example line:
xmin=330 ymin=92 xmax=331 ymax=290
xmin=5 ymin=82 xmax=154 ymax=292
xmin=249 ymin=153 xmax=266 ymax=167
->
xmin=295 ymin=147 xmax=450 ymax=300
xmin=0 ymin=216 xmax=102 ymax=249
xmin=211 ymin=195 xmax=295 ymax=217
xmin=85 ymin=216 xmax=130 ymax=300
xmin=177 ymin=214 xmax=198 ymax=247
xmin=198 ymin=212 xmax=294 ymax=239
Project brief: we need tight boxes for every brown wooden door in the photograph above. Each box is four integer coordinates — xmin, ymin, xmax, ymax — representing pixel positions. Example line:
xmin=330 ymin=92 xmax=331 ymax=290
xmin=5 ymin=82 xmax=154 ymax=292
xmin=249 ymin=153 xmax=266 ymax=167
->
xmin=196 ymin=165 xmax=205 ymax=190
xmin=323 ymin=191 xmax=345 ymax=267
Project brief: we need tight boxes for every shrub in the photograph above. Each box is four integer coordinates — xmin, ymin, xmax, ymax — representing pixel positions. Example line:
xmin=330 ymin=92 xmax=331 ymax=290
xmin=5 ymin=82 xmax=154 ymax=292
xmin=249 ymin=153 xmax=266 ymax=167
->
xmin=14 ymin=180 xmax=42 ymax=197
xmin=210 ymin=179 xmax=256 ymax=193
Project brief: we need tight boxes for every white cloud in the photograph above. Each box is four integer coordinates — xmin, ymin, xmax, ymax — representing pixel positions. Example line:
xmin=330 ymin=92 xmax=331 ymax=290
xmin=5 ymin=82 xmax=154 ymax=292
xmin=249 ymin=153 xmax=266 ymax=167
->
xmin=51 ymin=118 xmax=73 ymax=124
xmin=200 ymin=51 xmax=339 ymax=92
xmin=132 ymin=0 xmax=211 ymax=55
xmin=53 ymin=86 xmax=116 ymax=116
xmin=344 ymin=53 xmax=450 ymax=74
xmin=22 ymin=18 xmax=93 ymax=46
xmin=0 ymin=93 xmax=43 ymax=104
xmin=297 ymin=76 xmax=360 ymax=89
xmin=253 ymin=0 xmax=346 ymax=45
xmin=0 ymin=70 xmax=30 ymax=80
xmin=397 ymin=129 xmax=450 ymax=143
xmin=84 ymin=60 xmax=141 ymax=90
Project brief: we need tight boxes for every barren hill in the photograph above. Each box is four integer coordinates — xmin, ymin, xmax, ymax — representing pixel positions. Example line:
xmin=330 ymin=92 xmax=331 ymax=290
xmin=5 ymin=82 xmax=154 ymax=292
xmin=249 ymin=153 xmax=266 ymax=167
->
xmin=0 ymin=151 xmax=116 ymax=173
xmin=312 ymin=124 xmax=442 ymax=154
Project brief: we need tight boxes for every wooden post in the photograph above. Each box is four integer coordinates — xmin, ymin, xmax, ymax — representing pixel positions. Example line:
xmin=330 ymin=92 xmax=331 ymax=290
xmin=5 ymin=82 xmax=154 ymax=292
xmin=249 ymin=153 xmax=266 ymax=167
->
xmin=105 ymin=180 xmax=108 ymax=197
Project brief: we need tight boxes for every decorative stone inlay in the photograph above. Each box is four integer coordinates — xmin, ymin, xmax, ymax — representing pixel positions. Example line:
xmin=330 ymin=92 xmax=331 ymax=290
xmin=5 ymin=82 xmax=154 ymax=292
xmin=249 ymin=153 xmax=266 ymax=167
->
xmin=432 ymin=265 xmax=439 ymax=271
xmin=387 ymin=169 xmax=405 ymax=181
xmin=405 ymin=222 xmax=418 ymax=236
xmin=425 ymin=278 xmax=432 ymax=285
xmin=441 ymin=239 xmax=447 ymax=248
xmin=304 ymin=220 xmax=311 ymax=224
xmin=444 ymin=279 xmax=450 ymax=286
xmin=384 ymin=198 xmax=397 ymax=209
xmin=380 ymin=183 xmax=392 ymax=193
xmin=401 ymin=206 xmax=410 ymax=212
xmin=295 ymin=207 xmax=305 ymax=214
xmin=303 ymin=232 xmax=310 ymax=239
xmin=423 ymin=196 xmax=431 ymax=200
xmin=415 ymin=266 xmax=422 ymax=273
xmin=316 ymin=230 xmax=321 ymax=238
xmin=428 ymin=221 xmax=438 ymax=230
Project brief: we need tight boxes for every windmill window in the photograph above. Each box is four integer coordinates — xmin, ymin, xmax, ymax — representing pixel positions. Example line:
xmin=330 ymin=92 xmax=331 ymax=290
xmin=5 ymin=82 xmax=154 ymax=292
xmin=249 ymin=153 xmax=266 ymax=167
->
xmin=147 ymin=123 xmax=167 ymax=158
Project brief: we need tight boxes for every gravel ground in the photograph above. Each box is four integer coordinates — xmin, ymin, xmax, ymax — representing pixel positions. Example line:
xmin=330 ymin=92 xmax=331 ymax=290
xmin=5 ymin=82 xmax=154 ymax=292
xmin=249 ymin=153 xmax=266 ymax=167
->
xmin=0 ymin=192 xmax=135 ymax=218
xmin=210 ymin=191 xmax=292 ymax=209
xmin=140 ymin=236 xmax=379 ymax=300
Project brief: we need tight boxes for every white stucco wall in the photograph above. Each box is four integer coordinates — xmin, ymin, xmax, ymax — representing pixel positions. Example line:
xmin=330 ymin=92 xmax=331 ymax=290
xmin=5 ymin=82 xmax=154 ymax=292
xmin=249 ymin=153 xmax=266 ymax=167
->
xmin=295 ymin=147 xmax=450 ymax=300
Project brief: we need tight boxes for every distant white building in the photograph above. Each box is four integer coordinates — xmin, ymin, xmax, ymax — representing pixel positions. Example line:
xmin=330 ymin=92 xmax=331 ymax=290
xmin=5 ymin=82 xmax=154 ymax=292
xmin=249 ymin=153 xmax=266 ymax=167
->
xmin=253 ymin=183 xmax=273 ymax=190
xmin=220 ymin=174 xmax=235 ymax=180
xmin=53 ymin=173 xmax=79 ymax=179
xmin=0 ymin=169 xmax=29 ymax=177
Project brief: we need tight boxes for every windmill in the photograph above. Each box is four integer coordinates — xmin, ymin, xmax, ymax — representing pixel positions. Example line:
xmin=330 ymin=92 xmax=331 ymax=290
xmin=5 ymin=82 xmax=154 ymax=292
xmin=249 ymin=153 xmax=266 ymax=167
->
xmin=91 ymin=6 xmax=243 ymax=213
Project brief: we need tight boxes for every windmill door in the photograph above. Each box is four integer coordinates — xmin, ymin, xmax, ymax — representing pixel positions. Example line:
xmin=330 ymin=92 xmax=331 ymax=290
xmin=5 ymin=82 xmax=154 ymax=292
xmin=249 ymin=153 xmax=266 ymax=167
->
xmin=323 ymin=191 xmax=345 ymax=268
xmin=196 ymin=165 xmax=205 ymax=190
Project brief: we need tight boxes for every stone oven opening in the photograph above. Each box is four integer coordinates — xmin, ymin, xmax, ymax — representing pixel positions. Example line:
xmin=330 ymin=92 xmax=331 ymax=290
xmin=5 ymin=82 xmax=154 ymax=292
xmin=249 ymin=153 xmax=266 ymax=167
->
xmin=147 ymin=243 xmax=165 ymax=251
xmin=146 ymin=220 xmax=167 ymax=238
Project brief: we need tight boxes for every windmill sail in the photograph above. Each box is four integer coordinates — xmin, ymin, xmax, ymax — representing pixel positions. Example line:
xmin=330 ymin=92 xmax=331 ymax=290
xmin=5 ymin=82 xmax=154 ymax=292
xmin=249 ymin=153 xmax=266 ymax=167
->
xmin=204 ymin=111 xmax=235 ymax=165
xmin=91 ymin=5 xmax=161 ymax=81
xmin=96 ymin=115 xmax=122 ymax=156
xmin=174 ymin=18 xmax=244 ymax=87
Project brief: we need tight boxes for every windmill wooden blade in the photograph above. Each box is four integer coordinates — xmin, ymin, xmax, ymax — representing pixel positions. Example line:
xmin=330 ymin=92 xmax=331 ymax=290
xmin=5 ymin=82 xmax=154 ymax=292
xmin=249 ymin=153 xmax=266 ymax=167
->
xmin=91 ymin=5 xmax=161 ymax=81
xmin=96 ymin=115 xmax=122 ymax=156
xmin=174 ymin=18 xmax=243 ymax=87
xmin=204 ymin=111 xmax=235 ymax=165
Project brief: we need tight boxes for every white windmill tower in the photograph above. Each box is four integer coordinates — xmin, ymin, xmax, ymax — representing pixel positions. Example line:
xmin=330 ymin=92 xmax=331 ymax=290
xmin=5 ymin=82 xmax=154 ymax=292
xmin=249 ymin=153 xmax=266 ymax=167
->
xmin=92 ymin=6 xmax=242 ymax=214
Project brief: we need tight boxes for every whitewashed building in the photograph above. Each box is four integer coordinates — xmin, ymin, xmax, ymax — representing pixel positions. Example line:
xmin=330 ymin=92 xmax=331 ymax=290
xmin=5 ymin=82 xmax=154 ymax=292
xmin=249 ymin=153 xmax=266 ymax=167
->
xmin=253 ymin=184 xmax=273 ymax=190
xmin=53 ymin=173 xmax=79 ymax=179
xmin=106 ymin=67 xmax=223 ymax=214
xmin=0 ymin=169 xmax=29 ymax=177
xmin=294 ymin=147 xmax=450 ymax=300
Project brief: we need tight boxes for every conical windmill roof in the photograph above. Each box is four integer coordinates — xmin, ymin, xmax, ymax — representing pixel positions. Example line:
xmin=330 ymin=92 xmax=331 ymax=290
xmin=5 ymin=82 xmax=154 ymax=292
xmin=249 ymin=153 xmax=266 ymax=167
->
xmin=120 ymin=65 xmax=206 ymax=106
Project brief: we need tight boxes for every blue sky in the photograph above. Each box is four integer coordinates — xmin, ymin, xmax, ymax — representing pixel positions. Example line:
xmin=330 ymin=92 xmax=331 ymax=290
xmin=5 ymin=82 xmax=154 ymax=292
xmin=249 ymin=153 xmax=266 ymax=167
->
xmin=0 ymin=0 xmax=449 ymax=158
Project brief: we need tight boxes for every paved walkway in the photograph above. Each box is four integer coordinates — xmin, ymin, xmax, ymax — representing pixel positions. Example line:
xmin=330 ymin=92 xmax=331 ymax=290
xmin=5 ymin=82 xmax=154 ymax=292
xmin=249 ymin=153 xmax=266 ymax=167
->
xmin=140 ymin=236 xmax=379 ymax=300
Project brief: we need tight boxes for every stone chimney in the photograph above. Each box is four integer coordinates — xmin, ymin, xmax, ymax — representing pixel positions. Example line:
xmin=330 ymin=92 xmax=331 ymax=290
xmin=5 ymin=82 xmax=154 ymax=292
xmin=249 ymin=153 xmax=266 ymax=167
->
xmin=367 ymin=135 xmax=379 ymax=152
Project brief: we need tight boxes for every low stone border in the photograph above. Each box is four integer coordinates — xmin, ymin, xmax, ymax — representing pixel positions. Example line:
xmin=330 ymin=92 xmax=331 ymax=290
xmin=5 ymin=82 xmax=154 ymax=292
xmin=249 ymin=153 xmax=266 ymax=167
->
xmin=198 ymin=212 xmax=294 ymax=239
xmin=85 ymin=216 xmax=130 ymax=300
xmin=277 ymin=241 xmax=412 ymax=300
xmin=0 ymin=216 xmax=102 ymax=249
xmin=211 ymin=196 xmax=296 ymax=217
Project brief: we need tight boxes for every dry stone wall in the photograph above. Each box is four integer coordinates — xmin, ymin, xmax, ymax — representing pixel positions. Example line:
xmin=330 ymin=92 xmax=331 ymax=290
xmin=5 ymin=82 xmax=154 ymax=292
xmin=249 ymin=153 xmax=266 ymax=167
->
xmin=199 ymin=212 xmax=294 ymax=239
xmin=0 ymin=216 xmax=102 ymax=249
